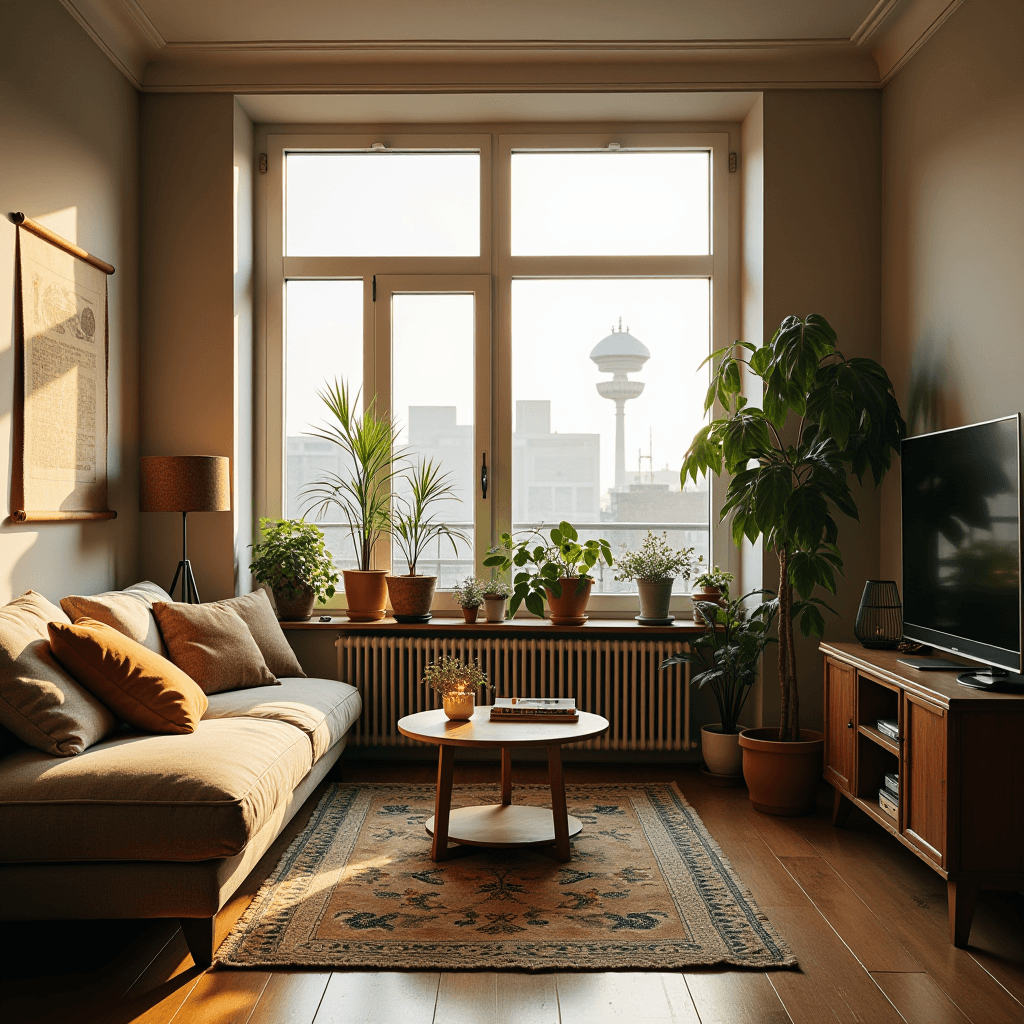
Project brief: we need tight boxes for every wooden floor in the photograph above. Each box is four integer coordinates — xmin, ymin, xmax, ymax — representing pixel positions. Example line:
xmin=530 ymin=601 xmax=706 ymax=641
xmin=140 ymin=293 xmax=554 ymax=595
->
xmin=2 ymin=761 xmax=1022 ymax=1024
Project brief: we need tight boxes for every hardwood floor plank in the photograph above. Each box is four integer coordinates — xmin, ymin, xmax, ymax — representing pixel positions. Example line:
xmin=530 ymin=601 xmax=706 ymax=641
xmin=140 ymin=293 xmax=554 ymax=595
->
xmin=312 ymin=972 xmax=440 ymax=1024
xmin=102 ymin=931 xmax=205 ymax=1024
xmin=556 ymin=972 xmax=678 ymax=1022
xmin=496 ymin=974 xmax=560 ymax=1024
xmin=434 ymin=972 xmax=558 ymax=1024
xmin=683 ymin=972 xmax=792 ymax=1024
xmin=168 ymin=970 xmax=270 ymax=1024
xmin=246 ymin=972 xmax=331 ymax=1024
xmin=651 ymin=973 xmax=703 ymax=1023
xmin=966 ymin=892 xmax=1024 ymax=1005
xmin=871 ymin=972 xmax=973 ymax=1024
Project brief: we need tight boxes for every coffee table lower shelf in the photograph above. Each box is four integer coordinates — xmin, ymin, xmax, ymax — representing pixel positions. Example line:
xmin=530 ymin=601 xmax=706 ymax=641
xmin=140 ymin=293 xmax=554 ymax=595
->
xmin=425 ymin=805 xmax=584 ymax=849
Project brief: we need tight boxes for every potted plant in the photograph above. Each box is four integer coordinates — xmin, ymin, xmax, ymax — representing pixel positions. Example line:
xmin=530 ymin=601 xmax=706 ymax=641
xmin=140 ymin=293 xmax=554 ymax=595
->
xmin=249 ymin=518 xmax=339 ymax=621
xmin=453 ymin=576 xmax=486 ymax=623
xmin=485 ymin=521 xmax=613 ymax=625
xmin=388 ymin=458 xmax=469 ymax=623
xmin=480 ymin=577 xmax=512 ymax=623
xmin=614 ymin=531 xmax=702 ymax=624
xmin=302 ymin=379 xmax=405 ymax=622
xmin=691 ymin=566 xmax=734 ymax=624
xmin=682 ymin=314 xmax=905 ymax=813
xmin=423 ymin=655 xmax=491 ymax=721
xmin=662 ymin=589 xmax=778 ymax=781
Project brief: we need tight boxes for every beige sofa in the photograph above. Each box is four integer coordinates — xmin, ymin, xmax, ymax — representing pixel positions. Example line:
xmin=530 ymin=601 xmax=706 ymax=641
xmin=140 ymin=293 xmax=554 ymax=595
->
xmin=0 ymin=675 xmax=361 ymax=966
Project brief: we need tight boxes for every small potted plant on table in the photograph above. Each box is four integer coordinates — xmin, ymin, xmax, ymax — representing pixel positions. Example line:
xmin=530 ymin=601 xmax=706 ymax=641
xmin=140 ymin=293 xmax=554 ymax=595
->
xmin=481 ymin=578 xmax=512 ymax=623
xmin=453 ymin=576 xmax=485 ymax=623
xmin=249 ymin=518 xmax=339 ymax=621
xmin=423 ymin=655 xmax=491 ymax=720
xmin=691 ymin=566 xmax=734 ymax=623
xmin=614 ymin=531 xmax=702 ymax=624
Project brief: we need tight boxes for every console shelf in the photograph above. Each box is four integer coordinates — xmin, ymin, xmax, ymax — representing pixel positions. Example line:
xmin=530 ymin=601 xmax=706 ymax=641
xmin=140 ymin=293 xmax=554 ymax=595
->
xmin=822 ymin=641 xmax=1024 ymax=948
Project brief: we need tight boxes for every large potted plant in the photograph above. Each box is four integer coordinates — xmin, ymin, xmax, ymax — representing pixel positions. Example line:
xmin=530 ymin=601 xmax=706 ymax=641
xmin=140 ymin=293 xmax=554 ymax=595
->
xmin=682 ymin=314 xmax=905 ymax=813
xmin=613 ymin=531 xmax=701 ymax=624
xmin=302 ymin=379 xmax=404 ymax=622
xmin=485 ymin=521 xmax=613 ymax=624
xmin=662 ymin=588 xmax=777 ymax=782
xmin=388 ymin=458 xmax=469 ymax=623
xmin=249 ymin=517 xmax=339 ymax=621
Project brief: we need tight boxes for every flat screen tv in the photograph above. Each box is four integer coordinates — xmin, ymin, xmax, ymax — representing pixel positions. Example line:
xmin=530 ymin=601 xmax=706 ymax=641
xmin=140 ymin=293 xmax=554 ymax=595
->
xmin=901 ymin=414 xmax=1023 ymax=689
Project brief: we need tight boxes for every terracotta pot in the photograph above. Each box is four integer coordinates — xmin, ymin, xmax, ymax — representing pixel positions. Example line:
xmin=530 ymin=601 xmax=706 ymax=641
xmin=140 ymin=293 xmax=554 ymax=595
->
xmin=272 ymin=583 xmax=316 ymax=622
xmin=483 ymin=595 xmax=507 ymax=623
xmin=342 ymin=569 xmax=389 ymax=622
xmin=691 ymin=586 xmax=723 ymax=625
xmin=442 ymin=693 xmax=475 ymax=720
xmin=637 ymin=579 xmax=674 ymax=621
xmin=701 ymin=724 xmax=743 ymax=777
xmin=386 ymin=574 xmax=436 ymax=622
xmin=739 ymin=727 xmax=825 ymax=816
xmin=545 ymin=577 xmax=593 ymax=626
xmin=462 ymin=605 xmax=480 ymax=623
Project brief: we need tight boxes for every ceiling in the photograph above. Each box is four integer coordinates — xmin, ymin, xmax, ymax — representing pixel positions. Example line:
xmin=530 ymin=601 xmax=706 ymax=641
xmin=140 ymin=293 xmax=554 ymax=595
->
xmin=60 ymin=0 xmax=963 ymax=93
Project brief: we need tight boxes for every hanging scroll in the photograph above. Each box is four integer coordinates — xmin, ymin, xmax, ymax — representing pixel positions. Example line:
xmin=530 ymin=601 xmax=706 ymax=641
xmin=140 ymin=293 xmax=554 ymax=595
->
xmin=11 ymin=214 xmax=116 ymax=522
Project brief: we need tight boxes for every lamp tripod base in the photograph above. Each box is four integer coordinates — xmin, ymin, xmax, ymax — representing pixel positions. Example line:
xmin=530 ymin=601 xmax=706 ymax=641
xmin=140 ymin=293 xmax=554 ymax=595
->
xmin=168 ymin=559 xmax=201 ymax=604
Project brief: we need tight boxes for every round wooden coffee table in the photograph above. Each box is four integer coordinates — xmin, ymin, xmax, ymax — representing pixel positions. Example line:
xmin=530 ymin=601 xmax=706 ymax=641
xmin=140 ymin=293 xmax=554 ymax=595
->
xmin=397 ymin=708 xmax=610 ymax=863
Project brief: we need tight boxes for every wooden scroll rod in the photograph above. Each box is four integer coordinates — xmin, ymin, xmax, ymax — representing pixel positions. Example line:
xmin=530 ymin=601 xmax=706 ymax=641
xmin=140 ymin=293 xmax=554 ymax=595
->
xmin=9 ymin=213 xmax=115 ymax=276
xmin=11 ymin=510 xmax=118 ymax=523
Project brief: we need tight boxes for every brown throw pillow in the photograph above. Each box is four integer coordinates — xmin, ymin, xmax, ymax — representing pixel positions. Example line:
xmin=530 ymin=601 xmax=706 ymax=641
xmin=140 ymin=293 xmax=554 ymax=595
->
xmin=152 ymin=602 xmax=279 ymax=694
xmin=213 ymin=590 xmax=306 ymax=678
xmin=0 ymin=592 xmax=116 ymax=756
xmin=61 ymin=582 xmax=173 ymax=655
xmin=48 ymin=618 xmax=208 ymax=734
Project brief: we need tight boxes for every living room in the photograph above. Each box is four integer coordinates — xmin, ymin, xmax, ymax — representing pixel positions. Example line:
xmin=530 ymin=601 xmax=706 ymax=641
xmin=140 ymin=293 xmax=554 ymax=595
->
xmin=1 ymin=0 xmax=1021 ymax=1021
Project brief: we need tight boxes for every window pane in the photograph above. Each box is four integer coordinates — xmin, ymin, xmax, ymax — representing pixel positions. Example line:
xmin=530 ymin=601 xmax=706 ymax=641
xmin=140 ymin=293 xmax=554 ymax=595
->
xmin=512 ymin=279 xmax=710 ymax=594
xmin=286 ymin=153 xmax=480 ymax=257
xmin=285 ymin=279 xmax=363 ymax=573
xmin=511 ymin=152 xmax=709 ymax=256
xmin=392 ymin=293 xmax=475 ymax=588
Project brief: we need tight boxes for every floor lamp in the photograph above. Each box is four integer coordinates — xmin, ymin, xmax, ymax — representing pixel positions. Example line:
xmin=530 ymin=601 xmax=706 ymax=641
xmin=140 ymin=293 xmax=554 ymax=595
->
xmin=140 ymin=456 xmax=231 ymax=604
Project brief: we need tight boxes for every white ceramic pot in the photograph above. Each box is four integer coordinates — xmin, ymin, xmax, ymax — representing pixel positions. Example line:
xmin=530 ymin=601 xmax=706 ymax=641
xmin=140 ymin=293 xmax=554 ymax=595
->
xmin=637 ymin=579 xmax=674 ymax=621
xmin=701 ymin=724 xmax=743 ymax=777
xmin=443 ymin=693 xmax=475 ymax=720
xmin=483 ymin=595 xmax=507 ymax=623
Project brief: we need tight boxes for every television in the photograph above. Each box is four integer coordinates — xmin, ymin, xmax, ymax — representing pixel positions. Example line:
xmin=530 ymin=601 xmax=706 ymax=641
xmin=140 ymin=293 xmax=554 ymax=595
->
xmin=900 ymin=414 xmax=1023 ymax=690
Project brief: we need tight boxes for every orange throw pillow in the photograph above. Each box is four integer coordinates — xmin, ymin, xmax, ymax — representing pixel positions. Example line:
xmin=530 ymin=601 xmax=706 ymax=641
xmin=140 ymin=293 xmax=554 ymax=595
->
xmin=48 ymin=619 xmax=208 ymax=734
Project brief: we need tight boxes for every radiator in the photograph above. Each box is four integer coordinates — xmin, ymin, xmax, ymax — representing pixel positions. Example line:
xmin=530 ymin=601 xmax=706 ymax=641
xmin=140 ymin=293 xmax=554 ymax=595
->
xmin=337 ymin=635 xmax=693 ymax=752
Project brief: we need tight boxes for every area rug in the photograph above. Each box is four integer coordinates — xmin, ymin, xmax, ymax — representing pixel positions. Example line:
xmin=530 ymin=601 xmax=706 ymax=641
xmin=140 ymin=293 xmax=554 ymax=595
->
xmin=217 ymin=782 xmax=796 ymax=970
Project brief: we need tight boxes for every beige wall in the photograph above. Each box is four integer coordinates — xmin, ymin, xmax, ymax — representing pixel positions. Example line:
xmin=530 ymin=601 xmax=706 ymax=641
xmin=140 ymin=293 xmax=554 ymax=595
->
xmin=0 ymin=0 xmax=139 ymax=606
xmin=880 ymin=0 xmax=1024 ymax=582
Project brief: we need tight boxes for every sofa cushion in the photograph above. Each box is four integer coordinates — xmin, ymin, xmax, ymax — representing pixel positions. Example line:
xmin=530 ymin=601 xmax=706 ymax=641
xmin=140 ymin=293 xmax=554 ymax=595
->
xmin=202 ymin=677 xmax=361 ymax=764
xmin=48 ymin=618 xmax=208 ymax=735
xmin=212 ymin=590 xmax=306 ymax=678
xmin=0 ymin=592 xmax=116 ymax=757
xmin=152 ymin=602 xmax=278 ymax=694
xmin=60 ymin=582 xmax=172 ymax=656
xmin=0 ymin=716 xmax=312 ymax=863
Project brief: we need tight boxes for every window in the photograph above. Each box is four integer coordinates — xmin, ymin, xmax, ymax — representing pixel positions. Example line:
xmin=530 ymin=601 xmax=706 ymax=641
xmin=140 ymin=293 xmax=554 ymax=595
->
xmin=261 ymin=130 xmax=730 ymax=614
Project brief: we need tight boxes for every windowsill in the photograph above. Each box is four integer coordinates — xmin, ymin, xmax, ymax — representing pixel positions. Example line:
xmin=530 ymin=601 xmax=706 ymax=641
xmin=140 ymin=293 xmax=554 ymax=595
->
xmin=280 ymin=616 xmax=703 ymax=635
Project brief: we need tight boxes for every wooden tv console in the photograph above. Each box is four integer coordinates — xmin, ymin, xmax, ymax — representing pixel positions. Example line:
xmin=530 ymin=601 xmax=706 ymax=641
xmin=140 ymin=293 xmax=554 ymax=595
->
xmin=821 ymin=641 xmax=1024 ymax=947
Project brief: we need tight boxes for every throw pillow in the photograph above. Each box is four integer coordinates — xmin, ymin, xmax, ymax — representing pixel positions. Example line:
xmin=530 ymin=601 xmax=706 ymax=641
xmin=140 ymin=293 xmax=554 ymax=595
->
xmin=214 ymin=590 xmax=306 ymax=678
xmin=60 ymin=581 xmax=173 ymax=655
xmin=0 ymin=592 xmax=116 ymax=756
xmin=48 ymin=618 xmax=208 ymax=734
xmin=151 ymin=602 xmax=279 ymax=694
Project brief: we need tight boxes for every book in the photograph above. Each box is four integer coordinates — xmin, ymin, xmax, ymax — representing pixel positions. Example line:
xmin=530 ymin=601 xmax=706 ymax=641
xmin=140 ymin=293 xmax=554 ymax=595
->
xmin=489 ymin=711 xmax=579 ymax=723
xmin=876 ymin=718 xmax=900 ymax=741
xmin=489 ymin=697 xmax=576 ymax=717
xmin=883 ymin=772 xmax=899 ymax=797
xmin=878 ymin=788 xmax=899 ymax=819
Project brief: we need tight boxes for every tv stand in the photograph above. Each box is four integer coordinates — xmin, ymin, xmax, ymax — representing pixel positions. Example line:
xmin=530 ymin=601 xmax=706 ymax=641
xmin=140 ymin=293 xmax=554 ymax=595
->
xmin=822 ymin=641 xmax=1024 ymax=947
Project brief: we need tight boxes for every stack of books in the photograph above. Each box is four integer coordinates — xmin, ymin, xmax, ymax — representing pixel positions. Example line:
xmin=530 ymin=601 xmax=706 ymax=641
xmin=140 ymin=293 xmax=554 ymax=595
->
xmin=878 ymin=771 xmax=899 ymax=820
xmin=876 ymin=718 xmax=900 ymax=741
xmin=489 ymin=697 xmax=579 ymax=723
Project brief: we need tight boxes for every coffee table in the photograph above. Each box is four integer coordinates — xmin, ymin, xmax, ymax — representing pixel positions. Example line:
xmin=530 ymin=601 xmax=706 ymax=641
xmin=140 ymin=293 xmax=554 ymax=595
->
xmin=396 ymin=708 xmax=610 ymax=862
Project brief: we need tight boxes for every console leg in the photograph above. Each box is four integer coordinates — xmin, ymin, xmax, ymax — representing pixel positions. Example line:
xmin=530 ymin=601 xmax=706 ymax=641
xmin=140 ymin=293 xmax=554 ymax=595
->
xmin=948 ymin=880 xmax=978 ymax=948
xmin=500 ymin=746 xmax=512 ymax=805
xmin=431 ymin=743 xmax=456 ymax=861
xmin=180 ymin=916 xmax=216 ymax=968
xmin=547 ymin=744 xmax=571 ymax=862
xmin=832 ymin=789 xmax=853 ymax=828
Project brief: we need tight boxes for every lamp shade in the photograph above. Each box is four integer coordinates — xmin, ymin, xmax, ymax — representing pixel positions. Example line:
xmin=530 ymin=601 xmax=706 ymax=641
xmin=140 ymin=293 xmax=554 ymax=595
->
xmin=140 ymin=456 xmax=230 ymax=513
xmin=854 ymin=580 xmax=903 ymax=650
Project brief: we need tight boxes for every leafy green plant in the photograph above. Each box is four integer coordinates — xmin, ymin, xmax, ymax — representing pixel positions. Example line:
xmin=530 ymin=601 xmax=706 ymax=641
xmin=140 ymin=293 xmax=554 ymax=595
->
xmin=301 ymin=379 xmax=405 ymax=572
xmin=484 ymin=521 xmax=613 ymax=618
xmin=662 ymin=590 xmax=778 ymax=734
xmin=453 ymin=576 xmax=486 ymax=608
xmin=613 ymin=532 xmax=702 ymax=584
xmin=422 ymin=656 xmax=491 ymax=698
xmin=682 ymin=314 xmax=905 ymax=741
xmin=693 ymin=566 xmax=734 ymax=592
xmin=391 ymin=458 xmax=469 ymax=576
xmin=249 ymin=518 xmax=339 ymax=604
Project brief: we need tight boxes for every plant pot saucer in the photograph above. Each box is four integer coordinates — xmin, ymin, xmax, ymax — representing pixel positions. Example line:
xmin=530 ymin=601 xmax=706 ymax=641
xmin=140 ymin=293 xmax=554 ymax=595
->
xmin=549 ymin=613 xmax=588 ymax=626
xmin=635 ymin=614 xmax=675 ymax=626
xmin=393 ymin=612 xmax=432 ymax=624
xmin=700 ymin=767 xmax=745 ymax=788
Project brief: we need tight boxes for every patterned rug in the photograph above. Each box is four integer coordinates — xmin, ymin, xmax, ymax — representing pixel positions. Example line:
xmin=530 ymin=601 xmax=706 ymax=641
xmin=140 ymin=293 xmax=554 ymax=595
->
xmin=217 ymin=783 xmax=796 ymax=970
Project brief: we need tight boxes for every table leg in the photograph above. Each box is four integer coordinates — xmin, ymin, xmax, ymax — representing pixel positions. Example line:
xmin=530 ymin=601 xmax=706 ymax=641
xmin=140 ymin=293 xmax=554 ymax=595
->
xmin=547 ymin=744 xmax=571 ymax=862
xmin=948 ymin=880 xmax=978 ymax=948
xmin=431 ymin=743 xmax=456 ymax=861
xmin=500 ymin=746 xmax=512 ymax=805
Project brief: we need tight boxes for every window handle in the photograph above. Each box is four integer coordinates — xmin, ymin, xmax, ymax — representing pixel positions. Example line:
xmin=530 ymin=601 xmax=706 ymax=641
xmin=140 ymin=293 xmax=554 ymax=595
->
xmin=481 ymin=452 xmax=488 ymax=500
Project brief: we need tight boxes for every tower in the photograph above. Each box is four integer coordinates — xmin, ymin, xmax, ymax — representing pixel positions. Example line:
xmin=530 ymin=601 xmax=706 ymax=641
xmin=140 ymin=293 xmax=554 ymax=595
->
xmin=590 ymin=319 xmax=650 ymax=492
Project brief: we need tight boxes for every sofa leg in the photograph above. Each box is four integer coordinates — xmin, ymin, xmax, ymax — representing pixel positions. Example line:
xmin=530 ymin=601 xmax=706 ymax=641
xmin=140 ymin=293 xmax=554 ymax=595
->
xmin=180 ymin=916 xmax=216 ymax=968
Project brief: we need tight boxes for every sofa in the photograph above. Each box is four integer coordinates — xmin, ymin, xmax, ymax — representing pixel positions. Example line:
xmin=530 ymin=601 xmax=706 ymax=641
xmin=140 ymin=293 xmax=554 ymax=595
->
xmin=0 ymin=587 xmax=362 ymax=968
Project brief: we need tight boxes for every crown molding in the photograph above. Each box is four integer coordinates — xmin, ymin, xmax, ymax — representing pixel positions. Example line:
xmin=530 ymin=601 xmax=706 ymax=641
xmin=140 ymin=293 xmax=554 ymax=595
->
xmin=860 ymin=0 xmax=964 ymax=83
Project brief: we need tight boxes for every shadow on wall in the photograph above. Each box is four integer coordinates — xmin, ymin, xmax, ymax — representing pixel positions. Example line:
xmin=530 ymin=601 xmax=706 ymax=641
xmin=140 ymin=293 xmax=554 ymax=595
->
xmin=905 ymin=337 xmax=964 ymax=437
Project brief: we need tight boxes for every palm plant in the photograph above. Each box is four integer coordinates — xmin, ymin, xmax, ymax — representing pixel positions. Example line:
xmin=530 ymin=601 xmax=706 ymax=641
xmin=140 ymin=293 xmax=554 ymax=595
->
xmin=301 ymin=379 xmax=406 ymax=572
xmin=391 ymin=458 xmax=470 ymax=575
